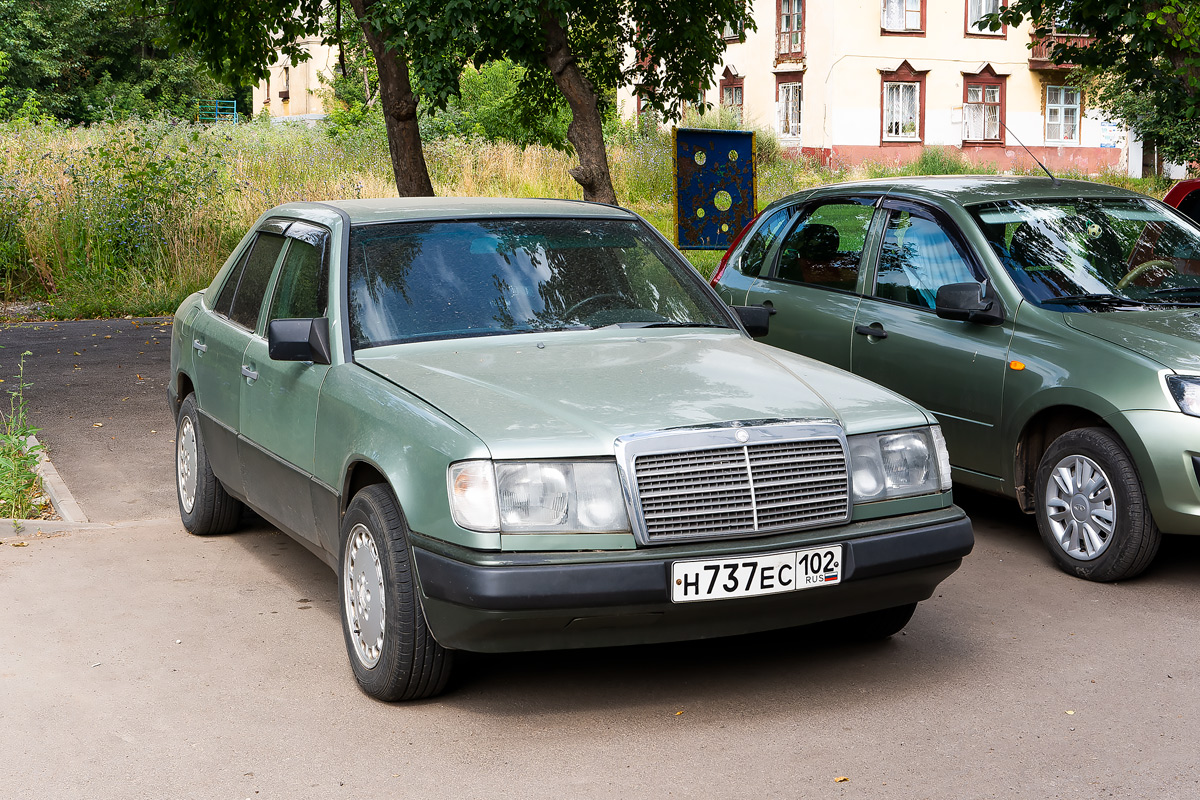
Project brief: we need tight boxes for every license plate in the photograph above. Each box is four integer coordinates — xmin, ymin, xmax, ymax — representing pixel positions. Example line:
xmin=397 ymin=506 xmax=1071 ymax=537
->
xmin=671 ymin=544 xmax=843 ymax=603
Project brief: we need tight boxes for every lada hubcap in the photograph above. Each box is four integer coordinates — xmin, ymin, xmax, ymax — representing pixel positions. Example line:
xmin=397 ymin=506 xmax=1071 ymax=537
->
xmin=177 ymin=416 xmax=198 ymax=514
xmin=344 ymin=523 xmax=386 ymax=668
xmin=1044 ymin=455 xmax=1116 ymax=561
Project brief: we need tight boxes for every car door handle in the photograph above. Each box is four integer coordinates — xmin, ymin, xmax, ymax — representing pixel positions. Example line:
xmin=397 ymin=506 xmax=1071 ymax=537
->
xmin=192 ymin=339 xmax=207 ymax=353
xmin=855 ymin=324 xmax=888 ymax=340
xmin=241 ymin=364 xmax=259 ymax=381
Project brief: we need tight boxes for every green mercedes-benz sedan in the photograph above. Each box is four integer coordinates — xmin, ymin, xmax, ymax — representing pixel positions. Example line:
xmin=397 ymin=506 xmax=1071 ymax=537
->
xmin=711 ymin=176 xmax=1200 ymax=584
xmin=170 ymin=197 xmax=972 ymax=701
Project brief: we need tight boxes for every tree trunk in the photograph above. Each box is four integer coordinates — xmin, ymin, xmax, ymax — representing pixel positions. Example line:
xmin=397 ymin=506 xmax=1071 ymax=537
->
xmin=538 ymin=7 xmax=619 ymax=205
xmin=348 ymin=0 xmax=434 ymax=197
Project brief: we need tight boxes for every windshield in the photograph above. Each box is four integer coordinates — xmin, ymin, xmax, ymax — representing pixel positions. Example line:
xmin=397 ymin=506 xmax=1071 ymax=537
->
xmin=347 ymin=217 xmax=732 ymax=349
xmin=968 ymin=198 xmax=1200 ymax=310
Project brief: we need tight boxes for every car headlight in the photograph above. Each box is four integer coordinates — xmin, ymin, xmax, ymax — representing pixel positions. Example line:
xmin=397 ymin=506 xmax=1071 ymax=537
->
xmin=1167 ymin=375 xmax=1200 ymax=417
xmin=448 ymin=460 xmax=631 ymax=533
xmin=848 ymin=426 xmax=952 ymax=503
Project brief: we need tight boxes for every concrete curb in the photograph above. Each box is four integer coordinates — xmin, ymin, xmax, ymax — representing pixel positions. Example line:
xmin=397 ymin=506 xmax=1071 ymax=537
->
xmin=30 ymin=434 xmax=88 ymax=523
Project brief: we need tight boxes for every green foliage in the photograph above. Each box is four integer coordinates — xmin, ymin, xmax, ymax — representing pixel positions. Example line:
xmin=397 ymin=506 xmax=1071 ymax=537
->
xmin=990 ymin=1 xmax=1200 ymax=164
xmin=862 ymin=147 xmax=997 ymax=178
xmin=0 ymin=0 xmax=237 ymax=124
xmin=0 ymin=350 xmax=47 ymax=521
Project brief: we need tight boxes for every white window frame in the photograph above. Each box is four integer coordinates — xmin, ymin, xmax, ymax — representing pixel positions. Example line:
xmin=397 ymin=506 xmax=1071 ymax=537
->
xmin=883 ymin=81 xmax=921 ymax=141
xmin=777 ymin=82 xmax=802 ymax=137
xmin=882 ymin=0 xmax=922 ymax=32
xmin=963 ymin=83 xmax=1001 ymax=141
xmin=1045 ymin=85 xmax=1080 ymax=143
xmin=967 ymin=0 xmax=1002 ymax=34
xmin=722 ymin=85 xmax=744 ymax=125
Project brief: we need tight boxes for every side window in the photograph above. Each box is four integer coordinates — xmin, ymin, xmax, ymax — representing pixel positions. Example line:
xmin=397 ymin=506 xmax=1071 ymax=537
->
xmin=739 ymin=207 xmax=794 ymax=277
xmin=873 ymin=209 xmax=978 ymax=309
xmin=774 ymin=200 xmax=875 ymax=290
xmin=268 ymin=235 xmax=329 ymax=321
xmin=213 ymin=245 xmax=252 ymax=315
xmin=227 ymin=233 xmax=286 ymax=329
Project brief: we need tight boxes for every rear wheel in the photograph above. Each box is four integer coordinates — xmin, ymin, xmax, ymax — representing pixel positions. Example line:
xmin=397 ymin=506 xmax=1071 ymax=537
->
xmin=1034 ymin=427 xmax=1160 ymax=581
xmin=340 ymin=484 xmax=453 ymax=701
xmin=175 ymin=393 xmax=241 ymax=535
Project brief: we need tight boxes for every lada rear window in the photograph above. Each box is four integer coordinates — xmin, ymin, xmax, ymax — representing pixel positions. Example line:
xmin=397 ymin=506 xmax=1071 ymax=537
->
xmin=347 ymin=218 xmax=733 ymax=348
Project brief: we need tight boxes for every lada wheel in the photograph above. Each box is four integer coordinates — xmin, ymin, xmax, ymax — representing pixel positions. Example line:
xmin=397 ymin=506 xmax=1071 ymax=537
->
xmin=1034 ymin=427 xmax=1161 ymax=582
xmin=339 ymin=484 xmax=452 ymax=701
xmin=176 ymin=393 xmax=242 ymax=535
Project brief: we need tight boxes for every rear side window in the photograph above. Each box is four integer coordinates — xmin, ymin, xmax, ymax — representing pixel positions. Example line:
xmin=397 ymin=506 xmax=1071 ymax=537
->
xmin=774 ymin=200 xmax=875 ymax=290
xmin=738 ymin=207 xmax=794 ymax=277
xmin=224 ymin=234 xmax=286 ymax=329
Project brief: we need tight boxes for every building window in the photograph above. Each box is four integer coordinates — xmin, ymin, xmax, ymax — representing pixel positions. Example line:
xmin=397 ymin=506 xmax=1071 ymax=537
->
xmin=1046 ymin=85 xmax=1080 ymax=142
xmin=963 ymin=69 xmax=1005 ymax=142
xmin=883 ymin=82 xmax=920 ymax=140
xmin=778 ymin=82 xmax=801 ymax=136
xmin=720 ymin=69 xmax=744 ymax=124
xmin=882 ymin=0 xmax=923 ymax=33
xmin=778 ymin=0 xmax=803 ymax=58
xmin=722 ymin=19 xmax=745 ymax=40
xmin=966 ymin=0 xmax=1002 ymax=35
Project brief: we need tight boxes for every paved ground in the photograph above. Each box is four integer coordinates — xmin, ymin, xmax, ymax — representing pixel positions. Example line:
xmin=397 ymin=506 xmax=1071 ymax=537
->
xmin=2 ymin=320 xmax=1199 ymax=799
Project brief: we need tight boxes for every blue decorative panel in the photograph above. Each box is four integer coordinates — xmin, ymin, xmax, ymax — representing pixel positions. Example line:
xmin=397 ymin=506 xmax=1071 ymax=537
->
xmin=674 ymin=128 xmax=756 ymax=250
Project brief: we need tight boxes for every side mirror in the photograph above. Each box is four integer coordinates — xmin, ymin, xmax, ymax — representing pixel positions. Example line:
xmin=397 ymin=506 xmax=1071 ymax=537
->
xmin=268 ymin=317 xmax=332 ymax=365
xmin=733 ymin=305 xmax=774 ymax=338
xmin=935 ymin=282 xmax=1005 ymax=326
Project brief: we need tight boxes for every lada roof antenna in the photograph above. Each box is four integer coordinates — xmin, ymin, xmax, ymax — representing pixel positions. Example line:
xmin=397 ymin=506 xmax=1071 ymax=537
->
xmin=1004 ymin=122 xmax=1061 ymax=187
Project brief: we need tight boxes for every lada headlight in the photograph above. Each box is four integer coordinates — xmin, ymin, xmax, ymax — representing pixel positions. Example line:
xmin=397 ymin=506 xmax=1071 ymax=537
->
xmin=1167 ymin=376 xmax=1200 ymax=417
xmin=448 ymin=460 xmax=631 ymax=533
xmin=848 ymin=426 xmax=952 ymax=503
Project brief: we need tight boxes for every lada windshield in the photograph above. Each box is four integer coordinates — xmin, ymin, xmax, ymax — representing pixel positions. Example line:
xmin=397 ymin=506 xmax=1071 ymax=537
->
xmin=347 ymin=217 xmax=733 ymax=348
xmin=969 ymin=198 xmax=1200 ymax=310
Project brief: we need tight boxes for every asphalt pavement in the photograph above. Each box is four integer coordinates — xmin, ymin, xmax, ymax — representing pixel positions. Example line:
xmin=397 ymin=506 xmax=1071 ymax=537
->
xmin=2 ymin=319 xmax=1200 ymax=798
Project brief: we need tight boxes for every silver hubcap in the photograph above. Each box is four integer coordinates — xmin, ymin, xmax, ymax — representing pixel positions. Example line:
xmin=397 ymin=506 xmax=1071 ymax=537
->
xmin=344 ymin=523 xmax=386 ymax=669
xmin=177 ymin=415 xmax=198 ymax=514
xmin=1045 ymin=454 xmax=1116 ymax=561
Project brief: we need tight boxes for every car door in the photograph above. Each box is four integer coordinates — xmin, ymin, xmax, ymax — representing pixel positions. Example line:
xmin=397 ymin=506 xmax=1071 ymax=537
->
xmin=239 ymin=223 xmax=332 ymax=545
xmin=745 ymin=197 xmax=878 ymax=370
xmin=851 ymin=200 xmax=1014 ymax=479
xmin=190 ymin=226 xmax=289 ymax=499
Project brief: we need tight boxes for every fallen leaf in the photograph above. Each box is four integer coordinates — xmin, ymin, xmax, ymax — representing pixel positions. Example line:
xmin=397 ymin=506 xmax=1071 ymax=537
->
xmin=12 ymin=542 xmax=28 ymax=547
xmin=675 ymin=710 xmax=684 ymax=716
xmin=73 ymin=351 xmax=81 ymax=355
xmin=93 ymin=422 xmax=103 ymax=428
xmin=1065 ymin=710 xmax=1075 ymax=715
xmin=835 ymin=777 xmax=850 ymax=783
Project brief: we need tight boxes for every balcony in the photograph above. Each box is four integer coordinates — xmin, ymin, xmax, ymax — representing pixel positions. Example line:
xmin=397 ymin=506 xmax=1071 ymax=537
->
xmin=1028 ymin=33 xmax=1094 ymax=70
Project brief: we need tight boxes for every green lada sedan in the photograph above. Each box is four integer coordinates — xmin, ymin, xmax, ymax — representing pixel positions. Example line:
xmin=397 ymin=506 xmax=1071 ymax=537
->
xmin=712 ymin=176 xmax=1200 ymax=584
xmin=169 ymin=198 xmax=973 ymax=701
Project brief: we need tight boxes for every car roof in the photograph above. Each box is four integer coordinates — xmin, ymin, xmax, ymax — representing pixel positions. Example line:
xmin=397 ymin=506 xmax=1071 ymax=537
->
xmin=791 ymin=175 xmax=1149 ymax=209
xmin=270 ymin=197 xmax=639 ymax=225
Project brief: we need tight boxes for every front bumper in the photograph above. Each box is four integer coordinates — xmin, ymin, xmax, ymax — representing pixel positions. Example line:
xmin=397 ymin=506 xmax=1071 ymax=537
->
xmin=411 ymin=508 xmax=973 ymax=652
xmin=1108 ymin=410 xmax=1200 ymax=535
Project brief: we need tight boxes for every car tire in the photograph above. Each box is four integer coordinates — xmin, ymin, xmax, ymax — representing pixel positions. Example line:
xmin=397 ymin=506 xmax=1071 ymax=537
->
xmin=1034 ymin=427 xmax=1161 ymax=582
xmin=835 ymin=603 xmax=917 ymax=641
xmin=176 ymin=393 xmax=242 ymax=535
xmin=339 ymin=484 xmax=453 ymax=701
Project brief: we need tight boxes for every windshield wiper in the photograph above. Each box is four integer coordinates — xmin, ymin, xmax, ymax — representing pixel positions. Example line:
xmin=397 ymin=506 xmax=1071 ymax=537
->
xmin=1149 ymin=287 xmax=1200 ymax=301
xmin=1040 ymin=294 xmax=1144 ymax=308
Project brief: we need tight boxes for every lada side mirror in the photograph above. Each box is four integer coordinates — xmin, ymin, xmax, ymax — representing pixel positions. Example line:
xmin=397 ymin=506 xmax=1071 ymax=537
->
xmin=268 ymin=317 xmax=332 ymax=365
xmin=733 ymin=304 xmax=774 ymax=338
xmin=935 ymin=282 xmax=1005 ymax=326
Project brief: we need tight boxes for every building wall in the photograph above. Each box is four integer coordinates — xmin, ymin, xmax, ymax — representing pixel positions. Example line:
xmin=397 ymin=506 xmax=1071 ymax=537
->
xmin=617 ymin=1 xmax=1129 ymax=174
xmin=251 ymin=39 xmax=339 ymax=121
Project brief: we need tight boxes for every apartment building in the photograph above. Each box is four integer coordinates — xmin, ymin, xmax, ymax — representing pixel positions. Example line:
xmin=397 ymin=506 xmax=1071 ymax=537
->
xmin=250 ymin=38 xmax=338 ymax=123
xmin=619 ymin=0 xmax=1143 ymax=175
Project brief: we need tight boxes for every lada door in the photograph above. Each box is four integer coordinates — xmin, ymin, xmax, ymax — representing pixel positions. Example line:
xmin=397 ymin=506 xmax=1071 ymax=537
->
xmin=239 ymin=223 xmax=331 ymax=545
xmin=744 ymin=197 xmax=878 ymax=370
xmin=190 ymin=228 xmax=288 ymax=499
xmin=850 ymin=200 xmax=1014 ymax=480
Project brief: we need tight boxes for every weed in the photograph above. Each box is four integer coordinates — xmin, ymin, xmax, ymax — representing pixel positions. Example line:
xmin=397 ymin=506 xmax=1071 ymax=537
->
xmin=0 ymin=349 xmax=47 ymax=520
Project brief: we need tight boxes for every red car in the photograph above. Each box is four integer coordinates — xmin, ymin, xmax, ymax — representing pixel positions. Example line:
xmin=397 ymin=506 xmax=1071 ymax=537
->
xmin=1164 ymin=178 xmax=1200 ymax=224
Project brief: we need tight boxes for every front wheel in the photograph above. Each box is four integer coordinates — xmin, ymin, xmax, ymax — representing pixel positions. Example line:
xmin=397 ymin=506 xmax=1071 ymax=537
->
xmin=176 ymin=393 xmax=241 ymax=535
xmin=1034 ymin=427 xmax=1160 ymax=581
xmin=339 ymin=484 xmax=453 ymax=701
